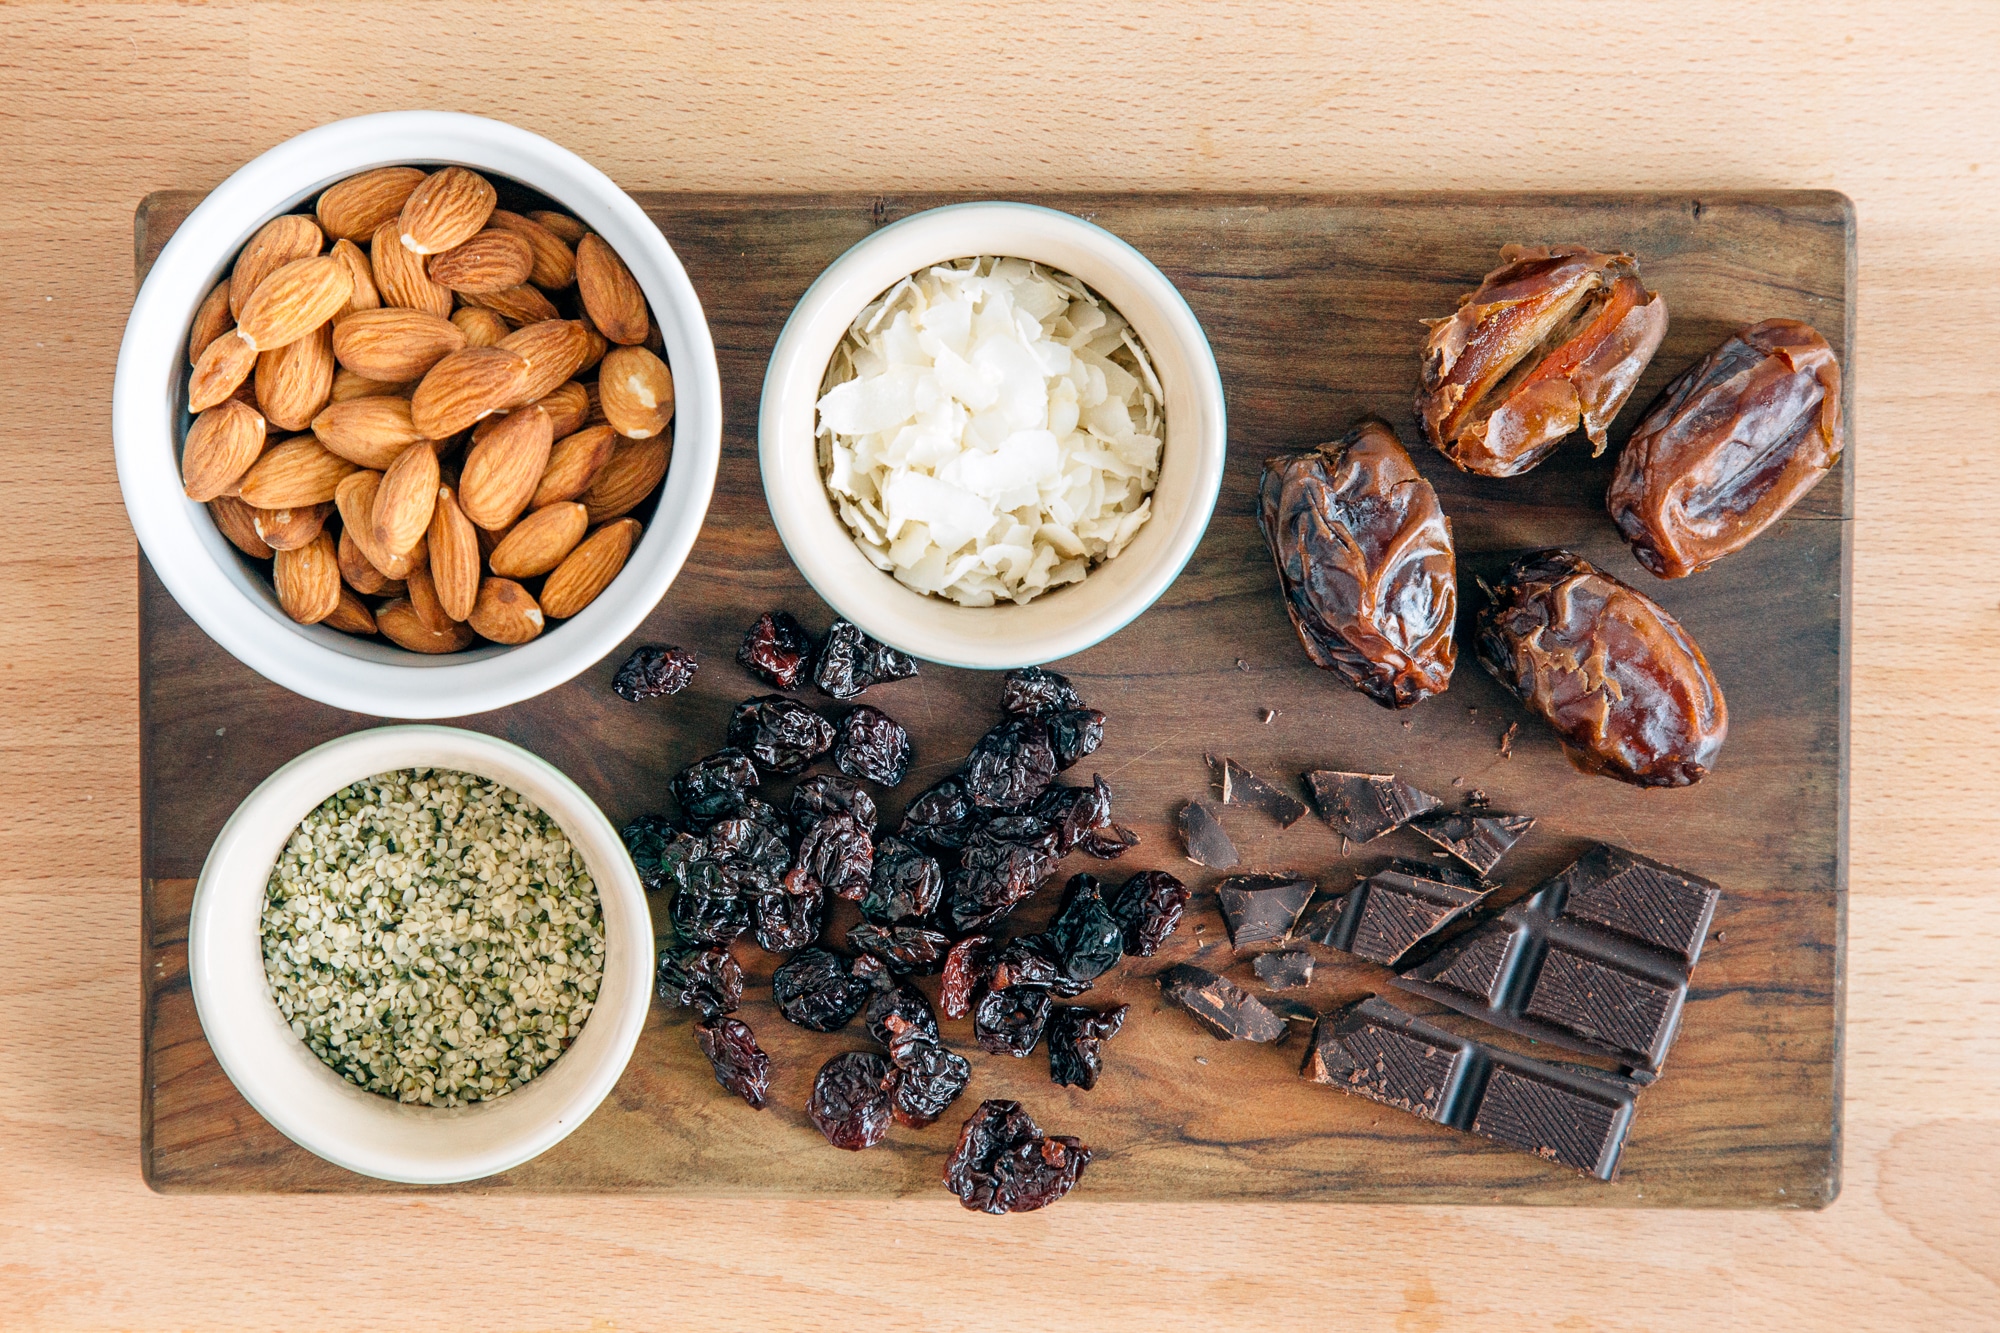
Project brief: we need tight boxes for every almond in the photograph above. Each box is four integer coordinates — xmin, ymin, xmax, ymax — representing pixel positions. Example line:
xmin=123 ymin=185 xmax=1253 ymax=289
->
xmin=372 ymin=440 xmax=440 ymax=556
xmin=330 ymin=368 xmax=411 ymax=403
xmin=181 ymin=398 xmax=268 ymax=501
xmin=336 ymin=470 xmax=422 ymax=580
xmin=531 ymin=424 xmax=618 ymax=508
xmin=527 ymin=210 xmax=588 ymax=245
xmin=189 ymin=280 xmax=233 ymax=366
xmin=537 ymin=381 xmax=591 ymax=440
xmin=412 ymin=346 xmax=532 ymax=440
xmin=273 ymin=529 xmax=341 ymax=624
xmin=427 ymin=484 xmax=481 ymax=621
xmin=426 ymin=228 xmax=534 ymax=294
xmin=597 ymin=345 xmax=675 ymax=439
xmin=398 ymin=167 xmax=497 ymax=256
xmin=322 ymin=585 xmax=379 ymax=635
xmin=583 ymin=379 xmax=606 ymax=426
xmin=188 ymin=328 xmax=258 ymax=412
xmin=210 ymin=494 xmax=274 ymax=559
xmin=451 ymin=306 xmax=512 ymax=349
xmin=332 ymin=307 xmax=466 ymax=382
xmin=583 ymin=436 xmax=670 ymax=523
xmin=329 ymin=237 xmax=380 ymax=316
xmin=498 ymin=319 xmax=592 ymax=405
xmin=541 ymin=518 xmax=640 ymax=619
xmin=489 ymin=501 xmax=587 ymax=578
xmin=229 ymin=214 xmax=323 ymax=320
xmin=575 ymin=234 xmax=649 ymax=345
xmin=468 ymin=576 xmax=545 ymax=644
xmin=237 ymin=435 xmax=357 ymax=508
xmin=405 ymin=566 xmax=457 ymax=634
xmin=370 ymin=219 xmax=453 ymax=318
xmin=252 ymin=500 xmax=332 ymax=552
xmin=254 ymin=322 xmax=335 ymax=431
xmin=377 ymin=598 xmax=475 ymax=653
xmin=575 ymin=312 xmax=610 ymax=374
xmin=487 ymin=209 xmax=577 ymax=289
xmin=237 ymin=256 xmax=353 ymax=352
xmin=338 ymin=524 xmax=395 ymax=593
xmin=312 ymin=396 xmax=429 ymax=468
xmin=461 ymin=283 xmax=559 ymax=327
xmin=316 ymin=166 xmax=427 ymax=241
xmin=457 ymin=403 xmax=554 ymax=529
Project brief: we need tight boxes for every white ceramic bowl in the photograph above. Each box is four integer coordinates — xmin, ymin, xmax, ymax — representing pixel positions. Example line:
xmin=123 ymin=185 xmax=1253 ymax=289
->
xmin=114 ymin=111 xmax=721 ymax=717
xmin=187 ymin=726 xmax=651 ymax=1184
xmin=759 ymin=202 xmax=1226 ymax=669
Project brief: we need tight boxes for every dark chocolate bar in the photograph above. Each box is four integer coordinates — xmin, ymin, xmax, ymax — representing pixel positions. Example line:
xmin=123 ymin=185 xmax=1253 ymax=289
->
xmin=1305 ymin=771 xmax=1443 ymax=842
xmin=1311 ymin=861 xmax=1492 ymax=966
xmin=1301 ymin=995 xmax=1639 ymax=1179
xmin=1407 ymin=809 xmax=1533 ymax=875
xmin=1216 ymin=757 xmax=1309 ymax=828
xmin=1252 ymin=949 xmax=1314 ymax=990
xmin=1216 ymin=873 xmax=1316 ymax=947
xmin=1177 ymin=800 xmax=1239 ymax=868
xmin=1391 ymin=843 xmax=1721 ymax=1075
xmin=1159 ymin=965 xmax=1286 ymax=1041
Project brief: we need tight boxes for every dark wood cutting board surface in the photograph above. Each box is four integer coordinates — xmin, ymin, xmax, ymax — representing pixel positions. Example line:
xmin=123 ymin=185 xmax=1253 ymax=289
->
xmin=138 ymin=190 xmax=1850 ymax=1204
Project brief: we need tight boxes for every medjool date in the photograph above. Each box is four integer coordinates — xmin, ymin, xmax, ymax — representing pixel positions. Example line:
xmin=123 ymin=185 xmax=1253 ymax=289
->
xmin=726 ymin=695 xmax=834 ymax=776
xmin=944 ymin=1099 xmax=1092 ymax=1214
xmin=790 ymin=774 xmax=877 ymax=835
xmin=1001 ymin=666 xmax=1082 ymax=715
xmin=694 ymin=1016 xmax=771 ymax=1109
xmin=1108 ymin=870 xmax=1190 ymax=957
xmin=833 ymin=705 xmax=912 ymax=786
xmin=788 ymin=810 xmax=874 ymax=899
xmin=612 ymin=643 xmax=698 ymax=701
xmin=672 ymin=749 xmax=760 ymax=827
xmin=1417 ymin=244 xmax=1668 ymax=477
xmin=974 ymin=986 xmax=1053 ymax=1057
xmin=1609 ymin=318 xmax=1844 ymax=579
xmin=861 ymin=836 xmax=943 ymax=924
xmin=737 ymin=610 xmax=813 ymax=690
xmin=1477 ymin=548 xmax=1728 ymax=787
xmin=1258 ymin=417 xmax=1457 ymax=708
xmin=657 ymin=945 xmax=742 ymax=1019
xmin=964 ymin=715 xmax=1059 ymax=810
xmin=808 ymin=1050 xmax=894 ymax=1150
xmin=772 ymin=947 xmax=874 ymax=1032
xmin=1047 ymin=1004 xmax=1128 ymax=1090
xmin=814 ymin=619 xmax=918 ymax=699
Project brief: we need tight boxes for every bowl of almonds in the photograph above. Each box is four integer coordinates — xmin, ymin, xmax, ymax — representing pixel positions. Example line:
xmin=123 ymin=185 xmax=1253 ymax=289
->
xmin=114 ymin=111 xmax=721 ymax=717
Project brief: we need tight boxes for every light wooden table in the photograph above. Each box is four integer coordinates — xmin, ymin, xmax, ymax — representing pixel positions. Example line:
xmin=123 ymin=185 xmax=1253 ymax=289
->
xmin=3 ymin=3 xmax=1996 ymax=1327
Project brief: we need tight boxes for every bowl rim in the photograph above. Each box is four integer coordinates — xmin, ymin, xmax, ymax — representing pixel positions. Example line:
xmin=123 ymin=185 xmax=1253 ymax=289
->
xmin=186 ymin=725 xmax=652 ymax=1184
xmin=113 ymin=110 xmax=721 ymax=718
xmin=757 ymin=201 xmax=1226 ymax=669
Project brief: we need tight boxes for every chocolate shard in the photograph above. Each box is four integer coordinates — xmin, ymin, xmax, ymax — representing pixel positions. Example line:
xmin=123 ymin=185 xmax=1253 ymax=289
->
xmin=1302 ymin=996 xmax=1638 ymax=1180
xmin=1218 ymin=758 xmax=1309 ymax=828
xmin=1292 ymin=892 xmax=1349 ymax=945
xmin=1316 ymin=863 xmax=1492 ymax=966
xmin=1158 ymin=964 xmax=1286 ymax=1042
xmin=1305 ymin=770 xmax=1443 ymax=842
xmin=1177 ymin=800 xmax=1239 ymax=868
xmin=1392 ymin=843 xmax=1721 ymax=1075
xmin=1408 ymin=809 xmax=1533 ymax=875
xmin=1252 ymin=949 xmax=1314 ymax=990
xmin=1215 ymin=873 xmax=1316 ymax=948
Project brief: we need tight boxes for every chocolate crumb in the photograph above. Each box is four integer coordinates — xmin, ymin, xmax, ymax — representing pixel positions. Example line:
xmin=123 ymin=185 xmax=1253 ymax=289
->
xmin=1259 ymin=708 xmax=1278 ymax=725
xmin=1235 ymin=659 xmax=1250 ymax=672
xmin=1499 ymin=723 xmax=1518 ymax=758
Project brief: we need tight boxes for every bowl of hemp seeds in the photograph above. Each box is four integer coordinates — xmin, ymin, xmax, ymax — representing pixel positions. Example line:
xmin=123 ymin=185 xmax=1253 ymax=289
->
xmin=187 ymin=725 xmax=652 ymax=1184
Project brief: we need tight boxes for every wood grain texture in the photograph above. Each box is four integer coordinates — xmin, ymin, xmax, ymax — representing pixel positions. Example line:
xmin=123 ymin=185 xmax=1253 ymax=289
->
xmin=137 ymin=189 xmax=1850 ymax=1206
xmin=2 ymin=1 xmax=1997 ymax=1327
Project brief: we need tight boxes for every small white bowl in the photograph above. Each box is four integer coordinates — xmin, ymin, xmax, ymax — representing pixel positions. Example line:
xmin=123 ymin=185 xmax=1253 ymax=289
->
xmin=759 ymin=203 xmax=1226 ymax=669
xmin=114 ymin=111 xmax=721 ymax=718
xmin=187 ymin=726 xmax=652 ymax=1185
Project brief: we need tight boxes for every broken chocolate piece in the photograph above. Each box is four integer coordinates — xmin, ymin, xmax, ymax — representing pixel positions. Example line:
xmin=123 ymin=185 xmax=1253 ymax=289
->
xmin=1177 ymin=800 xmax=1238 ymax=868
xmin=1217 ymin=758 xmax=1308 ymax=828
xmin=1215 ymin=873 xmax=1316 ymax=948
xmin=1252 ymin=949 xmax=1314 ymax=990
xmin=1158 ymin=965 xmax=1286 ymax=1042
xmin=1407 ymin=809 xmax=1533 ymax=875
xmin=1313 ymin=862 xmax=1492 ymax=966
xmin=1544 ymin=843 xmax=1721 ymax=965
xmin=1305 ymin=770 xmax=1443 ymax=842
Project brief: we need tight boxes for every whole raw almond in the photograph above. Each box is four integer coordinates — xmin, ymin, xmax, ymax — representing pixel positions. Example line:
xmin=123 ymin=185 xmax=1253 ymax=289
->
xmin=405 ymin=566 xmax=457 ymax=633
xmin=322 ymin=585 xmax=379 ymax=635
xmin=237 ymin=257 xmax=353 ymax=352
xmin=597 ymin=345 xmax=675 ymax=439
xmin=427 ymin=484 xmax=481 ymax=621
xmin=537 ymin=381 xmax=591 ymax=440
xmin=329 ymin=238 xmax=381 ymax=316
xmin=527 ymin=210 xmax=588 ymax=245
xmin=210 ymin=494 xmax=274 ymax=559
xmin=531 ymin=424 xmax=618 ymax=508
xmin=189 ymin=280 xmax=233 ymax=366
xmin=370 ymin=219 xmax=453 ymax=318
xmin=583 ymin=436 xmax=670 ymax=523
xmin=451 ymin=306 xmax=512 ymax=349
xmin=427 ymin=228 xmax=534 ymax=294
xmin=273 ymin=529 xmax=341 ymax=624
xmin=336 ymin=470 xmax=420 ymax=580
xmin=377 ymin=598 xmax=475 ymax=653
xmin=461 ymin=283 xmax=560 ymax=327
xmin=489 ymin=501 xmax=587 ymax=578
xmin=412 ymin=346 xmax=532 ymax=440
xmin=575 ymin=312 xmax=609 ymax=374
xmin=499 ymin=319 xmax=592 ymax=405
xmin=373 ymin=440 xmax=440 ymax=556
xmin=188 ymin=328 xmax=258 ymax=412
xmin=316 ymin=166 xmax=427 ymax=241
xmin=330 ymin=367 xmax=411 ymax=403
xmin=230 ymin=214 xmax=323 ymax=320
xmin=312 ymin=396 xmax=429 ymax=468
xmin=398 ymin=167 xmax=497 ymax=256
xmin=254 ymin=322 xmax=335 ymax=431
xmin=252 ymin=500 xmax=332 ymax=552
xmin=238 ymin=436 xmax=357 ymax=508
xmin=487 ymin=209 xmax=576 ymax=289
xmin=468 ymin=576 xmax=545 ymax=644
xmin=332 ymin=307 xmax=466 ymax=382
xmin=182 ymin=398 xmax=268 ymax=502
xmin=338 ymin=524 xmax=395 ymax=593
xmin=575 ymin=234 xmax=648 ymax=345
xmin=540 ymin=518 xmax=640 ymax=619
xmin=457 ymin=403 xmax=554 ymax=529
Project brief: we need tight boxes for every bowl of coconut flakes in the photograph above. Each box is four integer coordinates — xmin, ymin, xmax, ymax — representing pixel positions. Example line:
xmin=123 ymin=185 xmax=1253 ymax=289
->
xmin=759 ymin=203 xmax=1226 ymax=669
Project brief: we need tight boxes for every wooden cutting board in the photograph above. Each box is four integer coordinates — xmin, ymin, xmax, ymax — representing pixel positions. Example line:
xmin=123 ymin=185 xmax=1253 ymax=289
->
xmin=138 ymin=190 xmax=1851 ymax=1205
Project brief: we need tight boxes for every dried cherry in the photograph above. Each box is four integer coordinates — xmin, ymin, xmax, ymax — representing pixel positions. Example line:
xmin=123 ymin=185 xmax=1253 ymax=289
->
xmin=788 ymin=810 xmax=874 ymax=899
xmin=669 ymin=885 xmax=748 ymax=946
xmin=612 ymin=644 xmax=698 ymax=701
xmin=620 ymin=812 xmax=680 ymax=893
xmin=1046 ymin=708 xmax=1105 ymax=771
xmin=808 ymin=1050 xmax=894 ymax=1150
xmin=1046 ymin=1004 xmax=1128 ymax=1091
xmin=861 ymin=836 xmax=943 ymax=925
xmin=964 ymin=716 xmax=1059 ymax=810
xmin=673 ymin=749 xmax=760 ymax=827
xmin=656 ymin=945 xmax=742 ymax=1019
xmin=833 ymin=705 xmax=912 ymax=786
xmin=694 ymin=1016 xmax=771 ymax=1109
xmin=1044 ymin=874 xmax=1124 ymax=983
xmin=1108 ymin=870 xmax=1190 ymax=957
xmin=943 ymin=1099 xmax=1092 ymax=1214
xmin=1078 ymin=824 xmax=1140 ymax=859
xmin=974 ymin=986 xmax=1052 ymax=1057
xmin=898 ymin=776 xmax=981 ymax=854
xmin=945 ymin=829 xmax=1060 ymax=933
xmin=1030 ymin=775 xmax=1113 ymax=854
xmin=988 ymin=935 xmax=1093 ymax=997
xmin=848 ymin=922 xmax=951 ymax=974
xmin=727 ymin=695 xmax=835 ymax=776
xmin=864 ymin=979 xmax=939 ymax=1047
xmin=705 ymin=813 xmax=791 ymax=897
xmin=751 ymin=888 xmax=823 ymax=953
xmin=737 ymin=610 xmax=814 ymax=690
xmin=790 ymin=774 xmax=877 ymax=835
xmin=814 ymin=619 xmax=918 ymax=700
xmin=1001 ymin=666 xmax=1082 ymax=715
xmin=939 ymin=934 xmax=995 ymax=1020
xmin=772 ymin=947 xmax=874 ymax=1032
xmin=886 ymin=1028 xmax=972 ymax=1129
